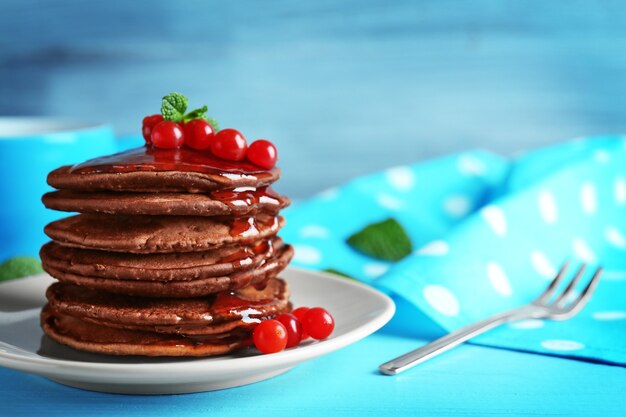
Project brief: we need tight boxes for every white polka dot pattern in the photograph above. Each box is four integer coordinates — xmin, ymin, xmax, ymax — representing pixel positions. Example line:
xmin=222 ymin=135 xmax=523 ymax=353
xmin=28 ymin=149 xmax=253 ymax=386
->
xmin=386 ymin=166 xmax=416 ymax=191
xmin=486 ymin=262 xmax=513 ymax=297
xmin=538 ymin=190 xmax=557 ymax=225
xmin=605 ymin=227 xmax=626 ymax=249
xmin=423 ymin=285 xmax=460 ymax=316
xmin=530 ymin=251 xmax=557 ymax=279
xmin=594 ymin=149 xmax=611 ymax=163
xmin=443 ymin=195 xmax=471 ymax=218
xmin=573 ymin=238 xmax=596 ymax=263
xmin=481 ymin=206 xmax=507 ymax=237
xmin=376 ymin=193 xmax=404 ymax=210
xmin=458 ymin=154 xmax=486 ymax=176
xmin=292 ymin=245 xmax=322 ymax=265
xmin=363 ymin=263 xmax=389 ymax=278
xmin=541 ymin=340 xmax=585 ymax=351
xmin=580 ymin=182 xmax=597 ymax=215
xmin=278 ymin=138 xmax=626 ymax=366
xmin=603 ymin=270 xmax=626 ymax=281
xmin=299 ymin=225 xmax=330 ymax=238
xmin=416 ymin=240 xmax=449 ymax=256
xmin=592 ymin=311 xmax=626 ymax=321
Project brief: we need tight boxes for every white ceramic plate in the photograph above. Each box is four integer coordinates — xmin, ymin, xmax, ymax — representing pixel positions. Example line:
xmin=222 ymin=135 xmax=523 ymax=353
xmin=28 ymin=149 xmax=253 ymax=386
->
xmin=0 ymin=267 xmax=394 ymax=394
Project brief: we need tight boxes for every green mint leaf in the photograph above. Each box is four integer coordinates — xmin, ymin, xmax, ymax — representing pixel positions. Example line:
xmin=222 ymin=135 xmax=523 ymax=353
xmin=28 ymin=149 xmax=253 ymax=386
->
xmin=347 ymin=218 xmax=412 ymax=262
xmin=204 ymin=116 xmax=220 ymax=132
xmin=183 ymin=105 xmax=208 ymax=122
xmin=161 ymin=92 xmax=188 ymax=122
xmin=0 ymin=256 xmax=43 ymax=281
xmin=323 ymin=268 xmax=356 ymax=280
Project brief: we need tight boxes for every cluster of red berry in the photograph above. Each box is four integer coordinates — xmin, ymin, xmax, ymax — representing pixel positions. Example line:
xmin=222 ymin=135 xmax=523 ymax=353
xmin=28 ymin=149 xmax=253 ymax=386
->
xmin=253 ymin=307 xmax=334 ymax=354
xmin=142 ymin=115 xmax=278 ymax=169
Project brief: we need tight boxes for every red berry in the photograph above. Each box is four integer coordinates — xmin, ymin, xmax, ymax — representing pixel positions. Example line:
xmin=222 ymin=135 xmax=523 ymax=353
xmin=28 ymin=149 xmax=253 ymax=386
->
xmin=275 ymin=313 xmax=303 ymax=348
xmin=142 ymin=114 xmax=164 ymax=144
xmin=183 ymin=119 xmax=214 ymax=150
xmin=151 ymin=121 xmax=184 ymax=149
xmin=302 ymin=307 xmax=334 ymax=340
xmin=253 ymin=319 xmax=288 ymax=354
xmin=291 ymin=307 xmax=310 ymax=340
xmin=210 ymin=128 xmax=247 ymax=161
xmin=247 ymin=139 xmax=278 ymax=169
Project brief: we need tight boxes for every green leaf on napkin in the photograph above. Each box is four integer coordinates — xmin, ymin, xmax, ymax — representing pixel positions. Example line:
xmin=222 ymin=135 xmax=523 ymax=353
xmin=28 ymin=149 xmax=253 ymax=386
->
xmin=323 ymin=268 xmax=356 ymax=280
xmin=347 ymin=218 xmax=412 ymax=262
xmin=161 ymin=92 xmax=189 ymax=122
xmin=0 ymin=257 xmax=43 ymax=282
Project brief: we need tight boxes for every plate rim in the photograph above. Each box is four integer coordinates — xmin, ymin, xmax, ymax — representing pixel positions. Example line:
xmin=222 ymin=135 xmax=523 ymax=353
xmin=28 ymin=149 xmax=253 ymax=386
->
xmin=0 ymin=267 xmax=395 ymax=378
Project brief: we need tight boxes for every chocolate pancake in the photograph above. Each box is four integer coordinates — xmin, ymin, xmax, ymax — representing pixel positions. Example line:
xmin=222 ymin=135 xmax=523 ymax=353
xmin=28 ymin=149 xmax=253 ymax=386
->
xmin=41 ymin=278 xmax=290 ymax=356
xmin=46 ymin=278 xmax=289 ymax=330
xmin=40 ymin=238 xmax=285 ymax=281
xmin=47 ymin=146 xmax=280 ymax=193
xmin=42 ymin=244 xmax=294 ymax=298
xmin=41 ymin=307 xmax=250 ymax=356
xmin=44 ymin=213 xmax=284 ymax=253
xmin=42 ymin=188 xmax=290 ymax=217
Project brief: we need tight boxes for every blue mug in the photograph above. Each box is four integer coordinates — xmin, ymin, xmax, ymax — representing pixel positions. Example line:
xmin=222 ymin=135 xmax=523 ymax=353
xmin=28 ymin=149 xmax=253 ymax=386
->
xmin=0 ymin=118 xmax=118 ymax=261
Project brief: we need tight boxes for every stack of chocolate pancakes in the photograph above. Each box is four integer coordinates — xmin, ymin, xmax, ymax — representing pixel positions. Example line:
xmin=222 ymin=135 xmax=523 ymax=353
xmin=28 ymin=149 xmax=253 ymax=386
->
xmin=40 ymin=146 xmax=294 ymax=356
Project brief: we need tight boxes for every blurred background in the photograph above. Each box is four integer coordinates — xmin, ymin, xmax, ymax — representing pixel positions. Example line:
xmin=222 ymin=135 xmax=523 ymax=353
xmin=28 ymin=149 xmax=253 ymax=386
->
xmin=2 ymin=0 xmax=626 ymax=198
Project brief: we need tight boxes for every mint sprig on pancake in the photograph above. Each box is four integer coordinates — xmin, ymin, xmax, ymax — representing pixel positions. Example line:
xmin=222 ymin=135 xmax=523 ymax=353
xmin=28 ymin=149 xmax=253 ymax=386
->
xmin=160 ymin=93 xmax=220 ymax=132
xmin=347 ymin=218 xmax=412 ymax=262
xmin=161 ymin=92 xmax=188 ymax=122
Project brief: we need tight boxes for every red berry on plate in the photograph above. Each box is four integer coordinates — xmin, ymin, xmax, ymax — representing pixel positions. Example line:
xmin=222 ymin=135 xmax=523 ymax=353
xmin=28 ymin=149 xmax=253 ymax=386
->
xmin=151 ymin=121 xmax=184 ymax=149
xmin=183 ymin=119 xmax=214 ymax=150
xmin=275 ymin=313 xmax=303 ymax=348
xmin=253 ymin=319 xmax=288 ymax=354
xmin=210 ymin=128 xmax=247 ymax=161
xmin=302 ymin=307 xmax=334 ymax=340
xmin=247 ymin=139 xmax=278 ymax=169
xmin=142 ymin=114 xmax=164 ymax=144
xmin=291 ymin=307 xmax=310 ymax=340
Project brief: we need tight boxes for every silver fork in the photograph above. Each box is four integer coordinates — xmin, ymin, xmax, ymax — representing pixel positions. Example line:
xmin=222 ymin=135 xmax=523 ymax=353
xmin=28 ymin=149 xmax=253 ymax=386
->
xmin=379 ymin=262 xmax=603 ymax=375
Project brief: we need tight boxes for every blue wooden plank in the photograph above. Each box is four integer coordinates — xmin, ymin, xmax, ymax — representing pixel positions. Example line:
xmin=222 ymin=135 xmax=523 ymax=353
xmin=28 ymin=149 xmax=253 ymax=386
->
xmin=2 ymin=1 xmax=626 ymax=197
xmin=0 ymin=332 xmax=623 ymax=416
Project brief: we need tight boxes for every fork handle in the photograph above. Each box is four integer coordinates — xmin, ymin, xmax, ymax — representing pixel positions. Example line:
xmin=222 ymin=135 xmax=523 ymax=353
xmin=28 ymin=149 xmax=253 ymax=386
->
xmin=379 ymin=307 xmax=528 ymax=375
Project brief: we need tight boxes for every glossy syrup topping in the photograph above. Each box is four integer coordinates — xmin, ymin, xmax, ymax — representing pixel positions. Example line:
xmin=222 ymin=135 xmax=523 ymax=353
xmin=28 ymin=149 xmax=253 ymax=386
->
xmin=69 ymin=146 xmax=272 ymax=177
xmin=210 ymin=278 xmax=284 ymax=323
xmin=210 ymin=186 xmax=285 ymax=214
xmin=219 ymin=239 xmax=274 ymax=264
xmin=229 ymin=215 xmax=279 ymax=240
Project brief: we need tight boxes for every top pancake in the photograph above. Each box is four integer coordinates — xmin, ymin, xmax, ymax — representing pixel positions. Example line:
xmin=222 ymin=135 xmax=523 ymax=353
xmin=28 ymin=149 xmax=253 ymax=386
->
xmin=47 ymin=146 xmax=280 ymax=193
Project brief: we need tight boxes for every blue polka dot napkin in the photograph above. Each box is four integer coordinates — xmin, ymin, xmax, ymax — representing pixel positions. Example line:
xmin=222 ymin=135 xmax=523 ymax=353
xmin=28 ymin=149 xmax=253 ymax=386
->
xmin=280 ymin=136 xmax=626 ymax=365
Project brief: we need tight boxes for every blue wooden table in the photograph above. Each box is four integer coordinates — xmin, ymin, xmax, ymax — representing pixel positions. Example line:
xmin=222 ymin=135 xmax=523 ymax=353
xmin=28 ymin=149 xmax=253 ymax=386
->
xmin=3 ymin=1 xmax=626 ymax=198
xmin=1 ymin=327 xmax=623 ymax=417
